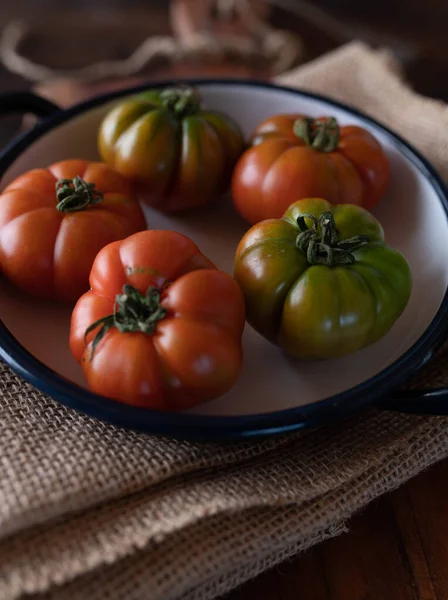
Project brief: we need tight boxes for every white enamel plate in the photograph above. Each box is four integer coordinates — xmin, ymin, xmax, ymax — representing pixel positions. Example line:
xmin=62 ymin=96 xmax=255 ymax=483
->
xmin=0 ymin=81 xmax=447 ymax=441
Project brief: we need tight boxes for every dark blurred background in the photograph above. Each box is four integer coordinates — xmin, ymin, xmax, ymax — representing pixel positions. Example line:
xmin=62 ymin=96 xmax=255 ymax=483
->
xmin=0 ymin=0 xmax=447 ymax=144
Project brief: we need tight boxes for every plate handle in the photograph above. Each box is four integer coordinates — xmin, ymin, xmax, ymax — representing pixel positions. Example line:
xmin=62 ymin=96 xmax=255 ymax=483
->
xmin=381 ymin=388 xmax=448 ymax=415
xmin=0 ymin=91 xmax=60 ymax=120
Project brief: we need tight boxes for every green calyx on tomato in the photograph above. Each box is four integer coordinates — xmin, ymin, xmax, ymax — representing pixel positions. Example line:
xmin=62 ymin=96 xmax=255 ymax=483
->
xmin=293 ymin=116 xmax=340 ymax=152
xmin=135 ymin=86 xmax=202 ymax=118
xmin=295 ymin=211 xmax=369 ymax=266
xmin=84 ymin=284 xmax=167 ymax=360
xmin=234 ymin=198 xmax=412 ymax=360
xmin=55 ymin=176 xmax=103 ymax=212
xmin=158 ymin=87 xmax=202 ymax=118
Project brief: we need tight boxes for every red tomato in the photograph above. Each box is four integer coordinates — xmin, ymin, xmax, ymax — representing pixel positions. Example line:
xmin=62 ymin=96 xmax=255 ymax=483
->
xmin=0 ymin=160 xmax=146 ymax=302
xmin=70 ymin=230 xmax=245 ymax=410
xmin=231 ymin=114 xmax=390 ymax=225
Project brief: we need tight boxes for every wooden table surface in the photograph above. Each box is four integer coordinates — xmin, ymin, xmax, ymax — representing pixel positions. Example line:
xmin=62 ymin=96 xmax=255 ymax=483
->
xmin=1 ymin=2 xmax=448 ymax=599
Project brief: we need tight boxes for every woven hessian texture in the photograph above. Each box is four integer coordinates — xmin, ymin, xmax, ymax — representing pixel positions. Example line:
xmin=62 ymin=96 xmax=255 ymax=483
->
xmin=2 ymin=41 xmax=448 ymax=600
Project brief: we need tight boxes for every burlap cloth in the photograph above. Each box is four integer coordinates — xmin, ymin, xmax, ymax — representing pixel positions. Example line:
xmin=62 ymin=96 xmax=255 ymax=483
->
xmin=2 ymin=41 xmax=448 ymax=600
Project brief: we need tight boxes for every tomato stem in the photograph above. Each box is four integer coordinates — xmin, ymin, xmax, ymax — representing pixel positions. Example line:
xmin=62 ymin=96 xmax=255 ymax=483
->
xmin=55 ymin=176 xmax=103 ymax=212
xmin=293 ymin=117 xmax=340 ymax=152
xmin=84 ymin=284 xmax=167 ymax=360
xmin=159 ymin=86 xmax=201 ymax=118
xmin=296 ymin=212 xmax=369 ymax=266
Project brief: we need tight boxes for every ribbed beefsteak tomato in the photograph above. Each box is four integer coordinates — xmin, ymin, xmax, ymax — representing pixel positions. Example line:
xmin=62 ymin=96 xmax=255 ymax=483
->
xmin=234 ymin=198 xmax=411 ymax=359
xmin=98 ymin=86 xmax=245 ymax=212
xmin=0 ymin=159 xmax=146 ymax=302
xmin=232 ymin=114 xmax=390 ymax=225
xmin=70 ymin=230 xmax=246 ymax=410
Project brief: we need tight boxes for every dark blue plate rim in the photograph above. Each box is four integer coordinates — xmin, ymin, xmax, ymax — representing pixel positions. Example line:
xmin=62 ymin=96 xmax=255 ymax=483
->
xmin=0 ymin=78 xmax=448 ymax=442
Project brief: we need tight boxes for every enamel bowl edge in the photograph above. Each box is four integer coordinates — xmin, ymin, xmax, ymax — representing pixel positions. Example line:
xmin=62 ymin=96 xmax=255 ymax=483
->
xmin=1 ymin=79 xmax=448 ymax=442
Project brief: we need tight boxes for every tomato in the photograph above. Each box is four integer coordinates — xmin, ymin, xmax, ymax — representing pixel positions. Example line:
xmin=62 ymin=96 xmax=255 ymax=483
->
xmin=234 ymin=198 xmax=411 ymax=359
xmin=70 ymin=230 xmax=245 ymax=410
xmin=98 ymin=86 xmax=245 ymax=212
xmin=231 ymin=113 xmax=390 ymax=225
xmin=0 ymin=160 xmax=146 ymax=302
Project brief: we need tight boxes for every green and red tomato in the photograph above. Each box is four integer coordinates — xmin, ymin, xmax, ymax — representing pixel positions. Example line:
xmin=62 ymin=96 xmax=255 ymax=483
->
xmin=234 ymin=198 xmax=411 ymax=359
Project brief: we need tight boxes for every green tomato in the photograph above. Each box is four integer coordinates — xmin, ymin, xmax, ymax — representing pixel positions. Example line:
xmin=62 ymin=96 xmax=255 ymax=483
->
xmin=98 ymin=86 xmax=245 ymax=212
xmin=234 ymin=198 xmax=412 ymax=359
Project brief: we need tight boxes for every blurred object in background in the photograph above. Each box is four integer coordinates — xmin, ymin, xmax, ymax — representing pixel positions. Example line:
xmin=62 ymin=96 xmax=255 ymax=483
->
xmin=0 ymin=0 xmax=305 ymax=107
xmin=0 ymin=0 xmax=448 ymax=131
